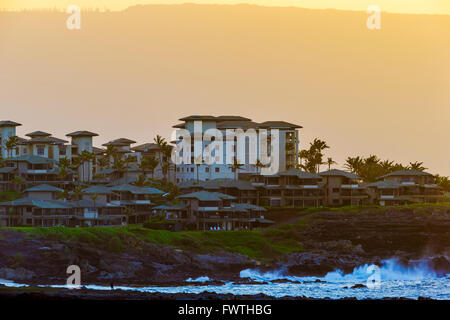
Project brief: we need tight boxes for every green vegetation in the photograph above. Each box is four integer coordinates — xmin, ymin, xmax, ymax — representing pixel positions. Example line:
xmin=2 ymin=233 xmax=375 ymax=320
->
xmin=0 ymin=191 xmax=21 ymax=202
xmin=10 ymin=202 xmax=449 ymax=261
xmin=12 ymin=225 xmax=303 ymax=261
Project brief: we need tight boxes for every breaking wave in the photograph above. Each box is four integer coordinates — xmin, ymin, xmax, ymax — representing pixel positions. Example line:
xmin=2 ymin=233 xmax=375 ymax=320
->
xmin=240 ymin=258 xmax=445 ymax=283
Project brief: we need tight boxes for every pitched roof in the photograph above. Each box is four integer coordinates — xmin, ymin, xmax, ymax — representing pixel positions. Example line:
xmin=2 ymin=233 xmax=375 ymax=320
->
xmin=102 ymin=138 xmax=136 ymax=147
xmin=131 ymin=143 xmax=161 ymax=152
xmin=24 ymin=136 xmax=68 ymax=144
xmin=216 ymin=121 xmax=260 ymax=129
xmin=24 ymin=184 xmax=64 ymax=193
xmin=110 ymin=184 xmax=164 ymax=195
xmin=82 ymin=186 xmax=114 ymax=194
xmin=153 ymin=204 xmax=187 ymax=210
xmin=0 ymin=121 xmax=21 ymax=127
xmin=258 ymin=121 xmax=302 ymax=129
xmin=92 ymin=147 xmax=106 ymax=155
xmin=378 ymin=170 xmax=434 ymax=179
xmin=66 ymin=131 xmax=99 ymax=137
xmin=231 ymin=203 xmax=266 ymax=212
xmin=318 ymin=169 xmax=359 ymax=179
xmin=0 ymin=167 xmax=16 ymax=173
xmin=278 ymin=169 xmax=321 ymax=179
xmin=179 ymin=178 xmax=256 ymax=191
xmin=6 ymin=155 xmax=56 ymax=164
xmin=364 ymin=181 xmax=402 ymax=189
xmin=178 ymin=190 xmax=236 ymax=201
xmin=25 ymin=131 xmax=52 ymax=137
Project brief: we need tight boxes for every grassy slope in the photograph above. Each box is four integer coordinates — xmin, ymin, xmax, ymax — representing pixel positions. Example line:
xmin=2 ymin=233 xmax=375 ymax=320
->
xmin=10 ymin=202 xmax=450 ymax=261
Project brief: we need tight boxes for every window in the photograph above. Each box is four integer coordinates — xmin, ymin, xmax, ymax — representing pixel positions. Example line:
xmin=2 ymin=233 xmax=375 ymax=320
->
xmin=332 ymin=188 xmax=340 ymax=193
xmin=215 ymin=167 xmax=220 ymax=173
xmin=205 ymin=167 xmax=210 ymax=173
xmin=190 ymin=167 xmax=194 ymax=173
xmin=59 ymin=148 xmax=66 ymax=156
xmin=37 ymin=145 xmax=45 ymax=156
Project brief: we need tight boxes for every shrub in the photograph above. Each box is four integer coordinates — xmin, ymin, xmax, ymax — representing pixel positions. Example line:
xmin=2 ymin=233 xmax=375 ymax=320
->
xmin=108 ymin=236 xmax=123 ymax=253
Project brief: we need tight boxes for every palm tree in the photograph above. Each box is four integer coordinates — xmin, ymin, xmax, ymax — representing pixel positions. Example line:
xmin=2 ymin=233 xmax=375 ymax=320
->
xmin=12 ymin=175 xmax=23 ymax=192
xmin=344 ymin=156 xmax=364 ymax=173
xmin=123 ymin=156 xmax=133 ymax=183
xmin=57 ymin=189 xmax=70 ymax=201
xmin=124 ymin=207 xmax=135 ymax=225
xmin=112 ymin=156 xmax=125 ymax=182
xmin=57 ymin=158 xmax=71 ymax=181
xmin=154 ymin=135 xmax=168 ymax=180
xmin=72 ymin=186 xmax=83 ymax=205
xmin=80 ymin=150 xmax=94 ymax=182
xmin=255 ymin=159 xmax=268 ymax=174
xmin=326 ymin=157 xmax=337 ymax=171
xmin=5 ymin=136 xmax=19 ymax=158
xmin=97 ymin=156 xmax=110 ymax=172
xmin=310 ymin=139 xmax=329 ymax=173
xmin=409 ymin=161 xmax=427 ymax=171
xmin=146 ymin=156 xmax=159 ymax=179
xmin=104 ymin=145 xmax=117 ymax=167
xmin=229 ymin=158 xmax=244 ymax=180
xmin=298 ymin=149 xmax=309 ymax=168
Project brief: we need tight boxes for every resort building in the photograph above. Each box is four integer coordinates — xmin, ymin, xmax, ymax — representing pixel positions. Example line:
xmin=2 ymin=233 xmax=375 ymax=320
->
xmin=175 ymin=190 xmax=270 ymax=230
xmin=0 ymin=121 xmax=22 ymax=158
xmin=173 ymin=115 xmax=301 ymax=183
xmin=250 ymin=169 xmax=324 ymax=207
xmin=319 ymin=169 xmax=369 ymax=206
xmin=0 ymin=183 xmax=165 ymax=227
xmin=367 ymin=170 xmax=443 ymax=205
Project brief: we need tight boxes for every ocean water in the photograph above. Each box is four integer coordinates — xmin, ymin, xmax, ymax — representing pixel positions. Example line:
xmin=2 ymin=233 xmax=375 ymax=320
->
xmin=1 ymin=259 xmax=449 ymax=300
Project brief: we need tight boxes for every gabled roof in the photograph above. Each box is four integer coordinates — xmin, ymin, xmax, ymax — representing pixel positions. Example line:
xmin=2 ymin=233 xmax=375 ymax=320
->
xmin=110 ymin=183 xmax=164 ymax=195
xmin=153 ymin=204 xmax=187 ymax=210
xmin=102 ymin=138 xmax=136 ymax=147
xmin=179 ymin=115 xmax=218 ymax=121
xmin=231 ymin=203 xmax=266 ymax=212
xmin=82 ymin=186 xmax=114 ymax=194
xmin=66 ymin=131 xmax=99 ymax=137
xmin=216 ymin=121 xmax=260 ymax=129
xmin=258 ymin=121 xmax=302 ymax=129
xmin=318 ymin=169 xmax=359 ymax=179
xmin=178 ymin=190 xmax=236 ymax=201
xmin=93 ymin=147 xmax=106 ymax=155
xmin=24 ymin=184 xmax=64 ymax=193
xmin=0 ymin=167 xmax=16 ymax=173
xmin=364 ymin=181 xmax=402 ymax=189
xmin=25 ymin=136 xmax=68 ymax=144
xmin=6 ymin=155 xmax=56 ymax=164
xmin=278 ymin=169 xmax=321 ymax=179
xmin=378 ymin=170 xmax=434 ymax=179
xmin=179 ymin=178 xmax=256 ymax=191
xmin=0 ymin=120 xmax=21 ymax=127
xmin=131 ymin=143 xmax=161 ymax=152
xmin=25 ymin=131 xmax=52 ymax=137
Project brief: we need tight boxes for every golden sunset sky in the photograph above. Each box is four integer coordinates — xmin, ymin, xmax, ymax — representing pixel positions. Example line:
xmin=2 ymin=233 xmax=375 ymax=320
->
xmin=1 ymin=3 xmax=449 ymax=175
xmin=2 ymin=0 xmax=450 ymax=14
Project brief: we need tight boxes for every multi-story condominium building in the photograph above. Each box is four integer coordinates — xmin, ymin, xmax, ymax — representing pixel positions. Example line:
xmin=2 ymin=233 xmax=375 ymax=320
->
xmin=366 ymin=170 xmax=443 ymax=205
xmin=175 ymin=190 xmax=270 ymax=230
xmin=0 ymin=183 xmax=165 ymax=227
xmin=318 ymin=169 xmax=369 ymax=206
xmin=173 ymin=115 xmax=301 ymax=183
xmin=179 ymin=169 xmax=324 ymax=207
xmin=250 ymin=169 xmax=324 ymax=207
xmin=0 ymin=121 xmax=22 ymax=158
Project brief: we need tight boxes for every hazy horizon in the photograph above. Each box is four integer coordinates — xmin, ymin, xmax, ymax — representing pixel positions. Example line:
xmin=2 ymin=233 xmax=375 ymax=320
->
xmin=1 ymin=1 xmax=450 ymax=15
xmin=1 ymin=4 xmax=449 ymax=175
